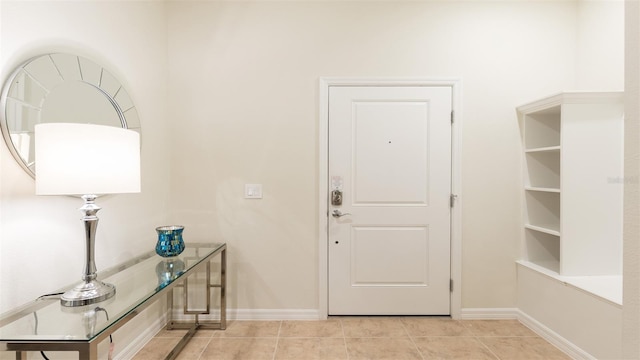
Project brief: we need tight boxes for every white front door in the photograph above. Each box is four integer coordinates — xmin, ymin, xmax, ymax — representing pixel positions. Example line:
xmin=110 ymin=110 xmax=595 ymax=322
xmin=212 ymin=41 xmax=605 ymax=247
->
xmin=328 ymin=86 xmax=452 ymax=315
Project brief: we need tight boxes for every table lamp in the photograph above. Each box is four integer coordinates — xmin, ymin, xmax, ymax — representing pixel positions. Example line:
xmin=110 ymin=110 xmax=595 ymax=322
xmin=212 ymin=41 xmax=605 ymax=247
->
xmin=35 ymin=123 xmax=141 ymax=307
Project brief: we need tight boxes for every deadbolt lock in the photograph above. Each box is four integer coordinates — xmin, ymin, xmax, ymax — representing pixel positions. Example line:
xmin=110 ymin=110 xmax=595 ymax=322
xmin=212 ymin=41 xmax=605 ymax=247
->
xmin=331 ymin=189 xmax=343 ymax=206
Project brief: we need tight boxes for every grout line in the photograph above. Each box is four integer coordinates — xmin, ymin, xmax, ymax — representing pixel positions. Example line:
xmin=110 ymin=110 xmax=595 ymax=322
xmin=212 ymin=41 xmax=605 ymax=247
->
xmin=272 ymin=320 xmax=283 ymax=360
xmin=473 ymin=335 xmax=540 ymax=338
xmin=399 ymin=318 xmax=427 ymax=360
xmin=339 ymin=318 xmax=350 ymax=360
xmin=475 ymin=336 xmax=502 ymax=360
xmin=194 ymin=332 xmax=214 ymax=360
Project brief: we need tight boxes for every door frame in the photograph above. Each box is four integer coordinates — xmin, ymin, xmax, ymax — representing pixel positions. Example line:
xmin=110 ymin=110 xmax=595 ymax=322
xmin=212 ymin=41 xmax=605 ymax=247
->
xmin=318 ymin=77 xmax=463 ymax=319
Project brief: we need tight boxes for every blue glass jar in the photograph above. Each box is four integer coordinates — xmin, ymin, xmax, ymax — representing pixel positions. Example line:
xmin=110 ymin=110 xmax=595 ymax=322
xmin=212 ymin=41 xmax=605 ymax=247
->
xmin=155 ymin=225 xmax=186 ymax=257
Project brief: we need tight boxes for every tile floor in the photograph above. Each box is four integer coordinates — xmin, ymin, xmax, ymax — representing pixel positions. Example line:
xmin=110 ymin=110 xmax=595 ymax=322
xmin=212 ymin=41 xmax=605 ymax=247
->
xmin=132 ymin=317 xmax=571 ymax=360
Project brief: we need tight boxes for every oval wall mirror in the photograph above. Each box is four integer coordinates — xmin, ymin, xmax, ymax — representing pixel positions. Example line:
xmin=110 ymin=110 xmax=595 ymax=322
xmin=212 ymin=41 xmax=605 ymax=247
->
xmin=0 ymin=53 xmax=141 ymax=178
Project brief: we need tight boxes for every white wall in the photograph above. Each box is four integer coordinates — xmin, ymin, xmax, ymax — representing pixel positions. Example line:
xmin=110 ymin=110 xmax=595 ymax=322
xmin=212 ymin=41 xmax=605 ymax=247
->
xmin=0 ymin=1 xmax=170 ymax=358
xmin=165 ymin=0 xmax=581 ymax=311
xmin=576 ymin=0 xmax=624 ymax=91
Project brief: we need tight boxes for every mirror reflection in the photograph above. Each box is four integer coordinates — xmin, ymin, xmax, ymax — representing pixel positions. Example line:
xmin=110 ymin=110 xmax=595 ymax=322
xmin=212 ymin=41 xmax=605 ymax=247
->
xmin=0 ymin=53 xmax=141 ymax=178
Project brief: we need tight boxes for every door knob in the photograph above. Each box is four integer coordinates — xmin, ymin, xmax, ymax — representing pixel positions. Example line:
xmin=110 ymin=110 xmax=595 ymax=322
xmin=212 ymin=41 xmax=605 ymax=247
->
xmin=332 ymin=209 xmax=352 ymax=218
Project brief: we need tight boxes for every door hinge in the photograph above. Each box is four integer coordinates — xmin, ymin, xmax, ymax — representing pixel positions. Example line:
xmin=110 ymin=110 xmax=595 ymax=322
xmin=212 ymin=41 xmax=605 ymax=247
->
xmin=450 ymin=194 xmax=457 ymax=208
xmin=451 ymin=110 xmax=454 ymax=124
xmin=450 ymin=279 xmax=453 ymax=292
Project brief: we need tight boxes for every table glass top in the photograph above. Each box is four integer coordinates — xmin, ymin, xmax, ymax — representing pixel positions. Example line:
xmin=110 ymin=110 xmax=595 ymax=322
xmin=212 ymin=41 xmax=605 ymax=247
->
xmin=0 ymin=242 xmax=225 ymax=342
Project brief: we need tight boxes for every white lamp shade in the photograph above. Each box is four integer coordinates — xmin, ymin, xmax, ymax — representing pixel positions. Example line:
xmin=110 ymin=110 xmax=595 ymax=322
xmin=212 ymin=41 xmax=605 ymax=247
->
xmin=35 ymin=123 xmax=141 ymax=195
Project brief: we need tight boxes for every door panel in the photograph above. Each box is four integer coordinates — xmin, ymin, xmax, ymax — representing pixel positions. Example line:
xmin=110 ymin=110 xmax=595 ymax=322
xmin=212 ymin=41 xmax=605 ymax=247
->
xmin=328 ymin=86 xmax=452 ymax=315
xmin=353 ymin=101 xmax=429 ymax=205
xmin=351 ymin=226 xmax=429 ymax=286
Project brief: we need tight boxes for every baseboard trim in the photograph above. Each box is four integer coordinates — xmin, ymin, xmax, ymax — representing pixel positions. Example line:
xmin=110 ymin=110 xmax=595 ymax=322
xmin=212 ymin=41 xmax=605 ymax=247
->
xmin=517 ymin=310 xmax=596 ymax=360
xmin=113 ymin=313 xmax=167 ymax=360
xmin=171 ymin=308 xmax=322 ymax=321
xmin=460 ymin=307 xmax=520 ymax=319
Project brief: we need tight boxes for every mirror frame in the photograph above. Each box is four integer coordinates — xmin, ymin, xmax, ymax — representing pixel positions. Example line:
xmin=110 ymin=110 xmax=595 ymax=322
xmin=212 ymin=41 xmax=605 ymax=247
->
xmin=0 ymin=53 xmax=140 ymax=178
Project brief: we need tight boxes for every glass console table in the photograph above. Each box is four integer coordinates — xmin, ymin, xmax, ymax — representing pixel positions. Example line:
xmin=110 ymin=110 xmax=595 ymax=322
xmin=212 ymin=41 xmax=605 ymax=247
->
xmin=0 ymin=242 xmax=226 ymax=360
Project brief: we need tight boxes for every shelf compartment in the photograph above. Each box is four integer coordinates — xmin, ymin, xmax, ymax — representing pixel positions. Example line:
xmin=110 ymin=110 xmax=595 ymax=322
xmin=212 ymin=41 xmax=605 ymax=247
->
xmin=523 ymin=228 xmax=560 ymax=273
xmin=525 ymin=151 xmax=560 ymax=189
xmin=525 ymin=224 xmax=560 ymax=236
xmin=525 ymin=190 xmax=560 ymax=233
xmin=525 ymin=145 xmax=561 ymax=153
xmin=524 ymin=111 xmax=560 ymax=149
xmin=525 ymin=187 xmax=560 ymax=193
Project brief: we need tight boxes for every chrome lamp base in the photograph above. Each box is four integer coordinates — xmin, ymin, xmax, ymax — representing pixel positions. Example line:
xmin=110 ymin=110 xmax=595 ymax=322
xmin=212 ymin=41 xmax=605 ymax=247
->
xmin=61 ymin=194 xmax=116 ymax=307
xmin=61 ymin=279 xmax=116 ymax=307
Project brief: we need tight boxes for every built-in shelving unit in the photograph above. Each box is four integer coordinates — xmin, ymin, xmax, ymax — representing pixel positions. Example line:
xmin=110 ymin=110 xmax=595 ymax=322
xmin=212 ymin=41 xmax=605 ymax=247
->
xmin=517 ymin=92 xmax=624 ymax=277
xmin=516 ymin=92 xmax=625 ymax=360
xmin=521 ymin=104 xmax=562 ymax=269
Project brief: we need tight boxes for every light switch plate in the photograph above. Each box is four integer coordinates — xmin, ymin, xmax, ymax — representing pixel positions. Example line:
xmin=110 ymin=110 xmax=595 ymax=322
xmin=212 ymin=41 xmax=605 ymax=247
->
xmin=244 ymin=184 xmax=263 ymax=199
